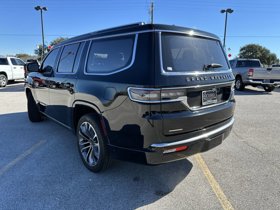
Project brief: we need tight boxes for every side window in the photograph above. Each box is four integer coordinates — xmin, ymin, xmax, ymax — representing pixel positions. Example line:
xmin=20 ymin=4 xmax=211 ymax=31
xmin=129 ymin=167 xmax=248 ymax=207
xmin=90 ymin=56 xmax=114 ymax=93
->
xmin=41 ymin=48 xmax=60 ymax=73
xmin=10 ymin=58 xmax=17 ymax=65
xmin=229 ymin=60 xmax=234 ymax=68
xmin=57 ymin=43 xmax=80 ymax=73
xmin=15 ymin=59 xmax=25 ymax=66
xmin=0 ymin=58 xmax=8 ymax=65
xmin=86 ymin=35 xmax=135 ymax=74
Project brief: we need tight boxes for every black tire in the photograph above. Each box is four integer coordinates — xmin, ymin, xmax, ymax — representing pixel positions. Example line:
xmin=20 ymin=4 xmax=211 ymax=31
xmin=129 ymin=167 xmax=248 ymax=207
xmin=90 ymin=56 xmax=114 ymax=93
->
xmin=0 ymin=74 xmax=8 ymax=87
xmin=263 ymin=86 xmax=275 ymax=92
xmin=77 ymin=114 xmax=110 ymax=173
xmin=27 ymin=92 xmax=43 ymax=122
xmin=235 ymin=76 xmax=245 ymax=91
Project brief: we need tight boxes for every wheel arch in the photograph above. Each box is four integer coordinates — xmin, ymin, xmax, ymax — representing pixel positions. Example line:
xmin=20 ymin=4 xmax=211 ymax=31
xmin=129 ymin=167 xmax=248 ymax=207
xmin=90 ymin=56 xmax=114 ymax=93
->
xmin=72 ymin=101 xmax=107 ymax=136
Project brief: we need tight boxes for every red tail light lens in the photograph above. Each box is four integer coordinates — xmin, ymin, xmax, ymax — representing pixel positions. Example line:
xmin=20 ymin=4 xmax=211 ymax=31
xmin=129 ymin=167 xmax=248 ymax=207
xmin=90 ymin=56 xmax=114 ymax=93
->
xmin=248 ymin=68 xmax=254 ymax=77
xmin=163 ymin=145 xmax=188 ymax=154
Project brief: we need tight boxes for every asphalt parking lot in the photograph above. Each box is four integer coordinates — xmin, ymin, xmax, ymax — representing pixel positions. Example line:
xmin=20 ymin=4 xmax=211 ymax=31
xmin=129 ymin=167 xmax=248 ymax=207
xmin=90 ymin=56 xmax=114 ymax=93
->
xmin=0 ymin=82 xmax=280 ymax=210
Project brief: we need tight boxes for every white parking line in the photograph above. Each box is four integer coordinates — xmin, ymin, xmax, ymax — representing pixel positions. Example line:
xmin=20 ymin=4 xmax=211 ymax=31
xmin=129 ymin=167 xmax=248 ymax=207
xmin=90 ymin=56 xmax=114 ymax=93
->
xmin=0 ymin=140 xmax=46 ymax=176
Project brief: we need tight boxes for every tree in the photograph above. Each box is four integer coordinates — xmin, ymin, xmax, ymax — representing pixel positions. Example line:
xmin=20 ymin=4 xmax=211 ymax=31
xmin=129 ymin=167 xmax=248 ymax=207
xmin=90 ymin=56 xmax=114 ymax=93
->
xmin=239 ymin=44 xmax=279 ymax=65
xmin=34 ymin=37 xmax=68 ymax=61
xmin=49 ymin=37 xmax=67 ymax=47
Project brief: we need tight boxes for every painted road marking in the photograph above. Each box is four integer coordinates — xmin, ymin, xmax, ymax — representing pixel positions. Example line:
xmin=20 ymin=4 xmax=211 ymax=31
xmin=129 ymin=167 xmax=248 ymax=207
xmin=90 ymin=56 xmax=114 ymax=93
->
xmin=195 ymin=154 xmax=235 ymax=210
xmin=0 ymin=140 xmax=46 ymax=176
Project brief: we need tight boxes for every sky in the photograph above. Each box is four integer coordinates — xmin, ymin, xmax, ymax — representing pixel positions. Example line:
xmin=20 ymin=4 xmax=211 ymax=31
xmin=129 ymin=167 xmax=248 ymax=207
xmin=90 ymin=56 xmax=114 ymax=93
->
xmin=1 ymin=0 xmax=280 ymax=59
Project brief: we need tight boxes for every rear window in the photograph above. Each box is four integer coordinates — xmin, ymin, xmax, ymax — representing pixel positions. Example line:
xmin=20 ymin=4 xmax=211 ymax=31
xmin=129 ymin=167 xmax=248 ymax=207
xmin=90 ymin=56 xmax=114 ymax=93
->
xmin=86 ymin=35 xmax=135 ymax=74
xmin=236 ymin=60 xmax=261 ymax=68
xmin=161 ymin=33 xmax=229 ymax=73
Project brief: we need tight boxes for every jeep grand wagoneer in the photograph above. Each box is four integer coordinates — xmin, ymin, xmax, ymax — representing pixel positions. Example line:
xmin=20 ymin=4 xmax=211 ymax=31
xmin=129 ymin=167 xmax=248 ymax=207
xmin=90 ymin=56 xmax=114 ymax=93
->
xmin=25 ymin=23 xmax=235 ymax=172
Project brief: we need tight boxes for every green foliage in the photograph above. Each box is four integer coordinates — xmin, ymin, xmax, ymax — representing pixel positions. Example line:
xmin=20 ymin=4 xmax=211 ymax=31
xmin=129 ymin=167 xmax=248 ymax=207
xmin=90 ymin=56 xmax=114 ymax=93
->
xmin=49 ymin=37 xmax=67 ymax=46
xmin=239 ymin=44 xmax=279 ymax=65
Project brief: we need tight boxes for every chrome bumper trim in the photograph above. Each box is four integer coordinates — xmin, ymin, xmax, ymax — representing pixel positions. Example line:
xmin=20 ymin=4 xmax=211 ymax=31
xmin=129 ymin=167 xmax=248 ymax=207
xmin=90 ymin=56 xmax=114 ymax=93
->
xmin=150 ymin=118 xmax=234 ymax=148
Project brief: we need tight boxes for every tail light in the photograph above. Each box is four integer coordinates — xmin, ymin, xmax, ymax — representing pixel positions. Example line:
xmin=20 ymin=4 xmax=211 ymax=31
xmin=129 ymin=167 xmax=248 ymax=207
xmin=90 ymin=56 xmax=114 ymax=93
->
xmin=248 ymin=68 xmax=254 ymax=77
xmin=128 ymin=87 xmax=186 ymax=103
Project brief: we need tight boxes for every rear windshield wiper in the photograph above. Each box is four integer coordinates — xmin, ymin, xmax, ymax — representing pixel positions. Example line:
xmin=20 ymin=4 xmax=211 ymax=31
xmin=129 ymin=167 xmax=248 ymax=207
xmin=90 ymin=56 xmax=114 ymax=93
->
xmin=203 ymin=63 xmax=223 ymax=71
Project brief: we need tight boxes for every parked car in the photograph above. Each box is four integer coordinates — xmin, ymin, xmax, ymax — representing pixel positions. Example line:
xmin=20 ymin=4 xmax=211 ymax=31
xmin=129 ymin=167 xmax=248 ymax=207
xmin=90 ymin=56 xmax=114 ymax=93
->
xmin=0 ymin=56 xmax=25 ymax=87
xmin=272 ymin=64 xmax=280 ymax=67
xmin=230 ymin=58 xmax=280 ymax=92
xmin=25 ymin=23 xmax=235 ymax=172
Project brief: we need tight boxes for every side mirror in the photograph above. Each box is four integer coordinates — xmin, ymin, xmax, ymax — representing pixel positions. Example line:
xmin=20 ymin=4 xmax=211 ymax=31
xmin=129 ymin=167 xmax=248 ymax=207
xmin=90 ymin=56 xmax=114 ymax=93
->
xmin=26 ymin=62 xmax=39 ymax=73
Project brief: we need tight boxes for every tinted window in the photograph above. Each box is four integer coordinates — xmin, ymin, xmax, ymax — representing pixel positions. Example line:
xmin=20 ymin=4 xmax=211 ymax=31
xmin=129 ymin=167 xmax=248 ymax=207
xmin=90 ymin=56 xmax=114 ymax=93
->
xmin=11 ymin=58 xmax=25 ymax=66
xmin=73 ymin=42 xmax=85 ymax=72
xmin=42 ymin=48 xmax=60 ymax=72
xmin=161 ymin=33 xmax=229 ymax=72
xmin=0 ymin=58 xmax=8 ymax=65
xmin=57 ymin=43 xmax=80 ymax=73
xmin=229 ymin=60 xmax=234 ymax=68
xmin=236 ymin=60 xmax=261 ymax=68
xmin=86 ymin=35 xmax=135 ymax=74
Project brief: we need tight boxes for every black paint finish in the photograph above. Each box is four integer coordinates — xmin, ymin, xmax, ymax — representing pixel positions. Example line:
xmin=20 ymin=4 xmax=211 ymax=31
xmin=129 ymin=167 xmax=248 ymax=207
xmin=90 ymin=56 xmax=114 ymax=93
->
xmin=25 ymin=23 xmax=235 ymax=165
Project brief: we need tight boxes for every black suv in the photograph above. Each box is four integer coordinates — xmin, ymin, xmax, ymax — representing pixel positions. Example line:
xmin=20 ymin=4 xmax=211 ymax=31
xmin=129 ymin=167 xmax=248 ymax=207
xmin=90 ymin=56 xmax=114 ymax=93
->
xmin=25 ymin=23 xmax=235 ymax=172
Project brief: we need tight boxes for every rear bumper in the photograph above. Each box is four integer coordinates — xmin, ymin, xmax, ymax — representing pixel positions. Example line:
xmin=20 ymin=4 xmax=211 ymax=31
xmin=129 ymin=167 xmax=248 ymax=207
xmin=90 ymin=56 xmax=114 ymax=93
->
xmin=246 ymin=79 xmax=280 ymax=87
xmin=145 ymin=117 xmax=234 ymax=164
xmin=108 ymin=117 xmax=234 ymax=165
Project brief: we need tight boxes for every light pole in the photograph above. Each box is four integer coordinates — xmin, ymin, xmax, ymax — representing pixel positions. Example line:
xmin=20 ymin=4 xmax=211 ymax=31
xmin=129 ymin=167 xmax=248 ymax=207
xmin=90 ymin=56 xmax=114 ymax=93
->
xmin=35 ymin=6 xmax=47 ymax=60
xmin=221 ymin=8 xmax=233 ymax=49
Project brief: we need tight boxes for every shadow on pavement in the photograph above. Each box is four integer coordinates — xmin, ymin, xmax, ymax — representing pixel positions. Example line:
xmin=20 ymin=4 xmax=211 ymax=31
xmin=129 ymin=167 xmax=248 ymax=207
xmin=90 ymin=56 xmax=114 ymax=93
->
xmin=0 ymin=112 xmax=193 ymax=210
xmin=234 ymin=88 xmax=272 ymax=96
xmin=0 ymin=82 xmax=25 ymax=92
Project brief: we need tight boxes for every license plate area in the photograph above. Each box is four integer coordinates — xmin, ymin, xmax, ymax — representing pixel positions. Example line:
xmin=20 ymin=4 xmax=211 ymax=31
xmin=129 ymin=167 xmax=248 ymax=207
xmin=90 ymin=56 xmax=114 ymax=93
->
xmin=202 ymin=89 xmax=218 ymax=106
xmin=263 ymin=79 xmax=270 ymax=83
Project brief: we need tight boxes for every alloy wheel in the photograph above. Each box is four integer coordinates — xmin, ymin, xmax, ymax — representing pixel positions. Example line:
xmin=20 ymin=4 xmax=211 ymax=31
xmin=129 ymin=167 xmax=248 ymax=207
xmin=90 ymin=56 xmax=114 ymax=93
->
xmin=78 ymin=122 xmax=100 ymax=166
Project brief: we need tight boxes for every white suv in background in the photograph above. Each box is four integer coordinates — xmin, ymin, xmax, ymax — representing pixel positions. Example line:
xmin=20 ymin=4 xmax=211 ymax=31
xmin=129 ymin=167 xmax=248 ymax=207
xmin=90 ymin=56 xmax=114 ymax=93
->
xmin=0 ymin=56 xmax=25 ymax=87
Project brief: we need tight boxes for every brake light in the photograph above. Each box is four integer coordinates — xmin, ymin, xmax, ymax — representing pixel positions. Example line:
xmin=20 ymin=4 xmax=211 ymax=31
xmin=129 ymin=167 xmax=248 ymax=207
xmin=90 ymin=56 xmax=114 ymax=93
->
xmin=248 ymin=68 xmax=254 ymax=77
xmin=128 ymin=87 xmax=186 ymax=103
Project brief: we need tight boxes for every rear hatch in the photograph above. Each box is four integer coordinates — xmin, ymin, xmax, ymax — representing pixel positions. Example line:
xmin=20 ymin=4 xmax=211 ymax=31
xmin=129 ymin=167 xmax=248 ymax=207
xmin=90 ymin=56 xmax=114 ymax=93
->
xmin=155 ymin=31 xmax=234 ymax=136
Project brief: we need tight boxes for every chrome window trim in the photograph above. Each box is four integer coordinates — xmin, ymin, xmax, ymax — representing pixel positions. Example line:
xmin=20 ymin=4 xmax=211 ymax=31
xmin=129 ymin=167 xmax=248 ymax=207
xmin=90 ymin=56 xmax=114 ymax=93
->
xmin=84 ymin=34 xmax=138 ymax=76
xmin=150 ymin=117 xmax=234 ymax=148
xmin=158 ymin=31 xmax=232 ymax=76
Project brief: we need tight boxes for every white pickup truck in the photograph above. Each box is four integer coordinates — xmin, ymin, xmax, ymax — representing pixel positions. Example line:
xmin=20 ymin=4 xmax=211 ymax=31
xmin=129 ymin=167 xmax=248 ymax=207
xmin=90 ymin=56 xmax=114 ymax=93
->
xmin=230 ymin=58 xmax=280 ymax=92
xmin=0 ymin=56 xmax=25 ymax=87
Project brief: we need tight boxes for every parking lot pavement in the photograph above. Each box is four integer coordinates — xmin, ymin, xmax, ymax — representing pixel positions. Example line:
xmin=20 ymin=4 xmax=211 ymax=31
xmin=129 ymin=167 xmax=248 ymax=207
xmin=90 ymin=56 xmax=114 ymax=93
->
xmin=0 ymin=84 xmax=280 ymax=210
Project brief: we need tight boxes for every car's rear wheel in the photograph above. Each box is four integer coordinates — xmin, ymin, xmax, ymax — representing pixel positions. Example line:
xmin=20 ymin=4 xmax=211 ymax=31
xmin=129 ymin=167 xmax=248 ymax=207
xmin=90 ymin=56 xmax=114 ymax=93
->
xmin=77 ymin=114 xmax=110 ymax=172
xmin=235 ymin=76 xmax=245 ymax=91
xmin=27 ymin=92 xmax=43 ymax=122
xmin=263 ymin=85 xmax=275 ymax=92
xmin=0 ymin=74 xmax=8 ymax=87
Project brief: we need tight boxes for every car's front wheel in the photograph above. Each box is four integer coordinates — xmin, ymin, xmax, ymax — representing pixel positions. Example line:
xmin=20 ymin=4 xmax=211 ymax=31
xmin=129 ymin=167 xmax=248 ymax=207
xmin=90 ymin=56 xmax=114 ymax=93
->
xmin=77 ymin=114 xmax=110 ymax=172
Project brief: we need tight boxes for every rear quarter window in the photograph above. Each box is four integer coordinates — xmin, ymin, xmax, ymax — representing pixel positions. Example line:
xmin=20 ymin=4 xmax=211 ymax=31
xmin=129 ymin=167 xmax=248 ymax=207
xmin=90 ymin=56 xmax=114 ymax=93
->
xmin=86 ymin=35 xmax=135 ymax=74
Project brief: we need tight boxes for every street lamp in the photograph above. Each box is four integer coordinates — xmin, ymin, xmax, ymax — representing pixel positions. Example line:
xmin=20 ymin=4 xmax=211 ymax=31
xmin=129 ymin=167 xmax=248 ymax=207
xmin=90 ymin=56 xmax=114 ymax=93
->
xmin=220 ymin=8 xmax=233 ymax=49
xmin=35 ymin=6 xmax=47 ymax=60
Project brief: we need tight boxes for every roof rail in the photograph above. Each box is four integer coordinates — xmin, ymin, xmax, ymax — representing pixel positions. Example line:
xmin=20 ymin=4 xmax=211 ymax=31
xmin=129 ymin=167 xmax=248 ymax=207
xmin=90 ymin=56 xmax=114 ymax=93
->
xmin=93 ymin=22 xmax=145 ymax=34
